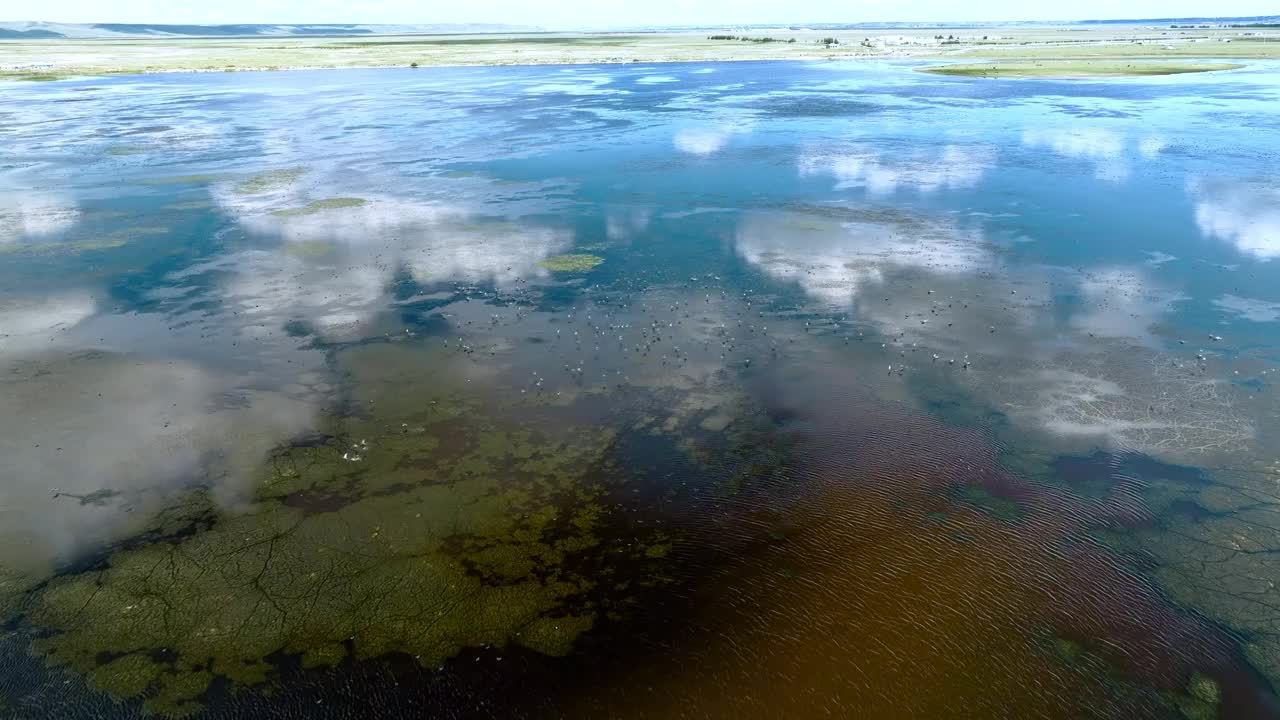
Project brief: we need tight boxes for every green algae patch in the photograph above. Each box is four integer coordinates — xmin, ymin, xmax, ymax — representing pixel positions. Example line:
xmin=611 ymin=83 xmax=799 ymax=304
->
xmin=0 ymin=566 xmax=38 ymax=618
xmin=87 ymin=653 xmax=163 ymax=699
xmin=110 ymin=226 xmax=169 ymax=240
xmin=1174 ymin=673 xmax=1221 ymax=720
xmin=270 ymin=197 xmax=367 ymax=217
xmin=919 ymin=61 xmax=1243 ymax=79
xmin=234 ymin=167 xmax=305 ymax=195
xmin=106 ymin=145 xmax=148 ymax=156
xmin=141 ymin=174 xmax=225 ymax=187
xmin=1132 ymin=457 xmax=1280 ymax=689
xmin=515 ymin=613 xmax=595 ymax=656
xmin=166 ymin=200 xmax=213 ymax=211
xmin=147 ymin=670 xmax=213 ymax=718
xmin=644 ymin=542 xmax=672 ymax=559
xmin=9 ymin=74 xmax=61 ymax=82
xmin=0 ymin=238 xmax=128 ymax=255
xmin=300 ymin=643 xmax=347 ymax=669
xmin=1052 ymin=636 xmax=1084 ymax=662
xmin=282 ymin=239 xmax=338 ymax=259
xmin=539 ymin=254 xmax=604 ymax=273
xmin=1187 ymin=673 xmax=1221 ymax=705
xmin=21 ymin=341 xmax=673 ymax=716
xmin=0 ymin=225 xmax=167 ymax=256
xmin=27 ymin=432 xmax=608 ymax=712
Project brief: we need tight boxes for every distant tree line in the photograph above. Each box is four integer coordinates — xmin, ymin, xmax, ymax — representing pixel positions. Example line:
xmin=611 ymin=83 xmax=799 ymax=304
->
xmin=707 ymin=35 xmax=797 ymax=43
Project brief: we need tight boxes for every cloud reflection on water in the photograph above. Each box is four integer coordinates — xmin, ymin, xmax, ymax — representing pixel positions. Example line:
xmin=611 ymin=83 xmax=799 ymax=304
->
xmin=210 ymin=182 xmax=575 ymax=341
xmin=799 ymin=144 xmax=996 ymax=195
xmin=674 ymin=125 xmax=748 ymax=156
xmin=735 ymin=209 xmax=992 ymax=307
xmin=0 ymin=351 xmax=313 ymax=573
xmin=1071 ymin=268 xmax=1185 ymax=345
xmin=1214 ymin=294 xmax=1280 ymax=323
xmin=0 ymin=241 xmax=322 ymax=572
xmin=1189 ymin=179 xmax=1280 ymax=261
xmin=0 ymin=293 xmax=96 ymax=354
xmin=0 ymin=191 xmax=80 ymax=244
xmin=0 ymin=164 xmax=579 ymax=574
xmin=732 ymin=201 xmax=1242 ymax=459
xmin=1021 ymin=127 xmax=1130 ymax=182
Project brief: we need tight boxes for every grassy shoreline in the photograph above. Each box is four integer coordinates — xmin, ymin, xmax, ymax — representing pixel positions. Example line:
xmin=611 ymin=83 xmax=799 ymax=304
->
xmin=919 ymin=60 xmax=1246 ymax=77
xmin=2 ymin=25 xmax=1278 ymax=80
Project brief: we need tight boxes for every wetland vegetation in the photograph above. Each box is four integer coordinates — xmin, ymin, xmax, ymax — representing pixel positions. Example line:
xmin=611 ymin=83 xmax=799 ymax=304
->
xmin=919 ymin=60 xmax=1245 ymax=77
xmin=1 ymin=22 xmax=1278 ymax=78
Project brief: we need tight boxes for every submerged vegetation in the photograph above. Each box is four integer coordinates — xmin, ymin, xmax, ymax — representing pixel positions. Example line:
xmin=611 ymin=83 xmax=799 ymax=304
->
xmin=0 ymin=238 xmax=129 ymax=255
xmin=539 ymin=254 xmax=604 ymax=273
xmin=233 ymin=167 xmax=306 ymax=195
xmin=1178 ymin=673 xmax=1222 ymax=719
xmin=269 ymin=197 xmax=367 ymax=217
xmin=12 ymin=342 xmax=673 ymax=717
xmin=139 ymin=174 xmax=225 ymax=187
xmin=280 ymin=238 xmax=338 ymax=258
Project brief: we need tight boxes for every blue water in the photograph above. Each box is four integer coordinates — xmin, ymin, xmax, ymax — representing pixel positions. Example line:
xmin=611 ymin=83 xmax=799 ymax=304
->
xmin=2 ymin=60 xmax=1279 ymax=719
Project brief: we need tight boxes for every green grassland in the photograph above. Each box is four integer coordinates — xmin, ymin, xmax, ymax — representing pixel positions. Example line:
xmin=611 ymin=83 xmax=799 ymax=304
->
xmin=920 ymin=60 xmax=1245 ymax=77
xmin=1 ymin=24 xmax=1277 ymax=79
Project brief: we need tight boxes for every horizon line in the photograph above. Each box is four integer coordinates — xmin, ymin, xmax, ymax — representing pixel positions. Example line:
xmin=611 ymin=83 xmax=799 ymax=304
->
xmin=5 ymin=14 xmax=1278 ymax=28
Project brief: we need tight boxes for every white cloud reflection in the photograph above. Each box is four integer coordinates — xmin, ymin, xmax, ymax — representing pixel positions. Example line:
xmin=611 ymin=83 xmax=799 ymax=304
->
xmin=0 ymin=191 xmax=80 ymax=243
xmin=1072 ymin=268 xmax=1184 ymax=344
xmin=0 ymin=352 xmax=312 ymax=572
xmin=210 ymin=181 xmax=574 ymax=341
xmin=799 ymin=144 xmax=996 ymax=195
xmin=1214 ymin=294 xmax=1280 ymax=322
xmin=0 ymin=179 xmax=517 ymax=571
xmin=1021 ymin=127 xmax=1129 ymax=182
xmin=674 ymin=124 xmax=752 ymax=157
xmin=1189 ymin=179 xmax=1280 ymax=261
xmin=735 ymin=209 xmax=990 ymax=307
xmin=0 ymin=293 xmax=96 ymax=354
xmin=0 ymin=282 xmax=323 ymax=575
xmin=523 ymin=73 xmax=618 ymax=96
xmin=606 ymin=206 xmax=652 ymax=241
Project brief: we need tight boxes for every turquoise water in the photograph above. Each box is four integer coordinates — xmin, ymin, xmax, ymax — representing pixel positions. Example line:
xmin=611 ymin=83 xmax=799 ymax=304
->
xmin=1 ymin=60 xmax=1279 ymax=718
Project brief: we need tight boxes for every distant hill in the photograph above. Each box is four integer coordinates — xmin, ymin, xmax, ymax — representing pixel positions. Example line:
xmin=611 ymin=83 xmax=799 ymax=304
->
xmin=0 ymin=21 xmax=543 ymax=39
xmin=1078 ymin=15 xmax=1280 ymax=25
xmin=671 ymin=15 xmax=1280 ymax=31
xmin=2 ymin=16 xmax=1277 ymax=39
xmin=0 ymin=27 xmax=63 ymax=38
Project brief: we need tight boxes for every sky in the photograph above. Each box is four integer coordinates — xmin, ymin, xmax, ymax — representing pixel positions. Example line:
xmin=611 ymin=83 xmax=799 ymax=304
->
xmin=14 ymin=0 xmax=1279 ymax=28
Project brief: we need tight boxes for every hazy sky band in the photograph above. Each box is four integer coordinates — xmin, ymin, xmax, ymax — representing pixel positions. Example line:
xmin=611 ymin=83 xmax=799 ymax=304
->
xmin=15 ymin=0 xmax=1280 ymax=27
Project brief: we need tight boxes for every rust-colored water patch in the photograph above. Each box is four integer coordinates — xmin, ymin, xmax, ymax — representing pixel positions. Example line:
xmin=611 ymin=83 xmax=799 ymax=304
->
xmin=563 ymin=357 xmax=1278 ymax=719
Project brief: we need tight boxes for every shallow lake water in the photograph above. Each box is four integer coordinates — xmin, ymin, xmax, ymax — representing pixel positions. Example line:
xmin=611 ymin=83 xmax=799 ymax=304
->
xmin=2 ymin=59 xmax=1280 ymax=719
